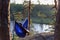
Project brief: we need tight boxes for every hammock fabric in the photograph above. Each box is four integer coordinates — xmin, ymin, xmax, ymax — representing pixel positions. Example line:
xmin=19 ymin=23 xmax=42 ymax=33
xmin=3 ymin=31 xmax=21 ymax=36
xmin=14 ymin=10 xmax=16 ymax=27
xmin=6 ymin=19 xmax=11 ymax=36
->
xmin=14 ymin=18 xmax=29 ymax=37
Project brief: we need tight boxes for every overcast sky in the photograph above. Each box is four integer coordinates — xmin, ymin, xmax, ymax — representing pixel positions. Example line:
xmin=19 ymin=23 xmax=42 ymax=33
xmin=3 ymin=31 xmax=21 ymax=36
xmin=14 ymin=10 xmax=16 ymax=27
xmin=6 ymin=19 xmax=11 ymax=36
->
xmin=10 ymin=0 xmax=54 ymax=5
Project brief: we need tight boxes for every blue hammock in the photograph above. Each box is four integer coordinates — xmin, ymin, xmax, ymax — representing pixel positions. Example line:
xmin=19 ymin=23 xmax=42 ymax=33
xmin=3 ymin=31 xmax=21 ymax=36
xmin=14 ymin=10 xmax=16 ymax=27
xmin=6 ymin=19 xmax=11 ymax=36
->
xmin=22 ymin=18 xmax=28 ymax=29
xmin=14 ymin=18 xmax=29 ymax=37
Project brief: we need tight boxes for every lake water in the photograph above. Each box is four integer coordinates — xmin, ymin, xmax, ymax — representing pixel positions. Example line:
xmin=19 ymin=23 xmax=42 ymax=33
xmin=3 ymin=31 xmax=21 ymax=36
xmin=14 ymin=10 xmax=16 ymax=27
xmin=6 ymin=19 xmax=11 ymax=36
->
xmin=10 ymin=21 xmax=54 ymax=34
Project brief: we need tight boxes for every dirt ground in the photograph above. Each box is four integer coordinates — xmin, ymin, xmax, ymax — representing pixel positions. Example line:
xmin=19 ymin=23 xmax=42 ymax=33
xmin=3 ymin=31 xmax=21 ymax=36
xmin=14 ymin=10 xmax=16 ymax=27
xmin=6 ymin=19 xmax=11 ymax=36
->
xmin=19 ymin=32 xmax=54 ymax=40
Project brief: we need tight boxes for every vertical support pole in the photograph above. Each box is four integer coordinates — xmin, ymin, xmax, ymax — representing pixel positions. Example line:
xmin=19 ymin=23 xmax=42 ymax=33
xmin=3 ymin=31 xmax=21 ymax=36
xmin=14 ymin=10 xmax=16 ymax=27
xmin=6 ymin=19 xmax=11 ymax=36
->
xmin=0 ymin=0 xmax=10 ymax=40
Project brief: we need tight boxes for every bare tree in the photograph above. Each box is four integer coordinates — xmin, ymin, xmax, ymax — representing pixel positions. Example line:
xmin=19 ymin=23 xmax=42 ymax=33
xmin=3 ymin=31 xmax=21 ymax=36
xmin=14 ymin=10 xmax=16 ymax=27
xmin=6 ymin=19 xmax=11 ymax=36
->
xmin=0 ymin=0 xmax=10 ymax=40
xmin=55 ymin=0 xmax=60 ymax=40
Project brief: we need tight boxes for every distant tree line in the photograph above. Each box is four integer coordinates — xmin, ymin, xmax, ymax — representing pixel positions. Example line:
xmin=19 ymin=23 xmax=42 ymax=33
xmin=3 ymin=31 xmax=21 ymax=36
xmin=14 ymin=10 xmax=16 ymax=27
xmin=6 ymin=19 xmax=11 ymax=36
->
xmin=10 ymin=3 xmax=55 ymax=25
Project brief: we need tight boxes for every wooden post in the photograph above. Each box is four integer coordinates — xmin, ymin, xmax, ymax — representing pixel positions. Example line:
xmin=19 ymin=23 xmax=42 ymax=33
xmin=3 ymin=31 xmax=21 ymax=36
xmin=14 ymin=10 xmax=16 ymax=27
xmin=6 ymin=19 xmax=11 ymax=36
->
xmin=55 ymin=0 xmax=60 ymax=40
xmin=0 ymin=0 xmax=10 ymax=40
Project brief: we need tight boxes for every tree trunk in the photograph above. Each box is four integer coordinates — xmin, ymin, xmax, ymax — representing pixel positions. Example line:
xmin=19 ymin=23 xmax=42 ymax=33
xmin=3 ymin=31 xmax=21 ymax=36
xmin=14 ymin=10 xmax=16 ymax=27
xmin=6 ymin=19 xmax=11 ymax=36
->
xmin=0 ymin=0 xmax=10 ymax=40
xmin=55 ymin=0 xmax=60 ymax=40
